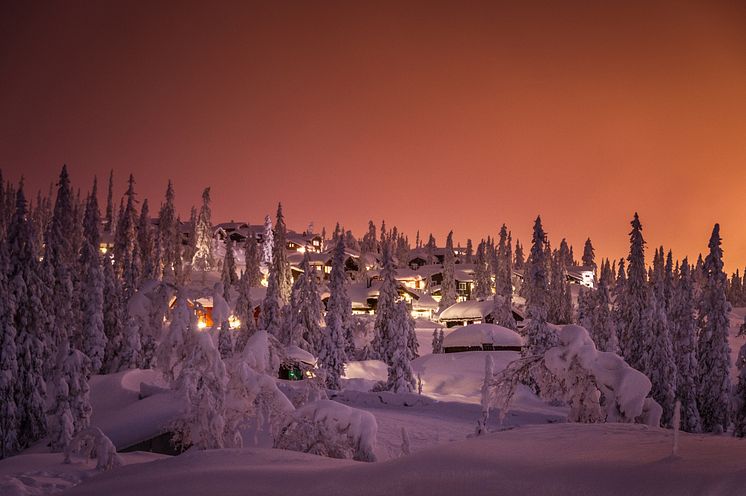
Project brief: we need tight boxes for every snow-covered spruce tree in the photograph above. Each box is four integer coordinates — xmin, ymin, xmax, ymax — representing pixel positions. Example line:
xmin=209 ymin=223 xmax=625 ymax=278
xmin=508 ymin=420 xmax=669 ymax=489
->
xmin=0 ymin=238 xmax=19 ymax=458
xmin=697 ymin=224 xmax=732 ymax=433
xmin=287 ymin=252 xmax=324 ymax=353
xmin=361 ymin=220 xmax=377 ymax=254
xmin=475 ymin=354 xmax=493 ymax=436
xmin=191 ymin=187 xmax=214 ymax=274
xmin=261 ymin=203 xmax=292 ymax=336
xmin=243 ymin=233 xmax=263 ymax=287
xmin=386 ymin=301 xmax=416 ymax=393
xmin=582 ymin=238 xmax=595 ymax=269
xmin=669 ymin=259 xmax=702 ymax=432
xmin=372 ymin=241 xmax=398 ymax=362
xmin=44 ymin=166 xmax=78 ymax=359
xmin=514 ymin=239 xmax=525 ymax=271
xmin=431 ymin=328 xmax=443 ymax=354
xmin=156 ymin=293 xmax=196 ymax=384
xmin=137 ymin=198 xmax=156 ymax=281
xmin=617 ymin=213 xmax=650 ymax=374
xmin=234 ymin=270 xmax=257 ymax=353
xmin=465 ymin=239 xmax=473 ymax=264
xmin=320 ymin=239 xmax=352 ymax=389
xmin=47 ymin=341 xmax=92 ymax=453
xmin=589 ymin=260 xmax=616 ymax=352
xmin=425 ymin=234 xmax=436 ymax=265
xmin=261 ymin=214 xmax=273 ymax=267
xmin=79 ymin=181 xmax=107 ymax=373
xmin=548 ymin=248 xmax=572 ymax=325
xmin=439 ymin=231 xmax=458 ymax=312
xmin=104 ymin=170 xmax=114 ymax=233
xmin=491 ymin=225 xmax=517 ymax=330
xmin=170 ymin=332 xmax=228 ymax=450
xmin=524 ymin=216 xmax=558 ymax=356
xmin=102 ymin=252 xmax=125 ymax=372
xmin=734 ymin=317 xmax=746 ymax=437
xmin=157 ymin=180 xmax=178 ymax=278
xmin=221 ymin=236 xmax=238 ymax=300
xmin=8 ymin=186 xmax=48 ymax=449
xmin=473 ymin=240 xmax=491 ymax=300
xmin=114 ymin=174 xmax=141 ymax=299
xmin=647 ymin=258 xmax=677 ymax=427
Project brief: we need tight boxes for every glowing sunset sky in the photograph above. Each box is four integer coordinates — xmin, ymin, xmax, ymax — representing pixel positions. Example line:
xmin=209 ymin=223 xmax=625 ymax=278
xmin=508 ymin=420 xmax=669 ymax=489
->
xmin=1 ymin=1 xmax=745 ymax=269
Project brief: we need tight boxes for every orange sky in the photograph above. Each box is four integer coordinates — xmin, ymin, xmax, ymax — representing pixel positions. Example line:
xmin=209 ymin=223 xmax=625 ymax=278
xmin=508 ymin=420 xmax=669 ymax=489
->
xmin=1 ymin=1 xmax=745 ymax=270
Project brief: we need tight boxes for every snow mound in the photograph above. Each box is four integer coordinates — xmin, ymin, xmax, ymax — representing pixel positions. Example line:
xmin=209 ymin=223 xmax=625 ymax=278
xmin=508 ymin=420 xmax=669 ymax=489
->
xmin=442 ymin=323 xmax=522 ymax=348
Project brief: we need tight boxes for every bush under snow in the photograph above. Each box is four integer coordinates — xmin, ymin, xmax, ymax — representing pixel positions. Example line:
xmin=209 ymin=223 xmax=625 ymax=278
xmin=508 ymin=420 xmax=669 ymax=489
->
xmin=488 ymin=324 xmax=662 ymax=426
xmin=274 ymin=399 xmax=378 ymax=462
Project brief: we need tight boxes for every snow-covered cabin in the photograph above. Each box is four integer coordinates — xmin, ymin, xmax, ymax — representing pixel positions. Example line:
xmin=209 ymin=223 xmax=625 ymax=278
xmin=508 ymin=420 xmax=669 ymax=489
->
xmin=438 ymin=299 xmax=524 ymax=328
xmin=280 ymin=346 xmax=317 ymax=381
xmin=567 ymin=265 xmax=595 ymax=288
xmin=442 ymin=323 xmax=523 ymax=353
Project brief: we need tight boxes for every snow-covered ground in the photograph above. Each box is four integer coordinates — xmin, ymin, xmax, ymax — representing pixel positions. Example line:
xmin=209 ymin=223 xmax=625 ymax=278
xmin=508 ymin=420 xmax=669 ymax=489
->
xmin=2 ymin=311 xmax=746 ymax=495
xmin=63 ymin=424 xmax=746 ymax=496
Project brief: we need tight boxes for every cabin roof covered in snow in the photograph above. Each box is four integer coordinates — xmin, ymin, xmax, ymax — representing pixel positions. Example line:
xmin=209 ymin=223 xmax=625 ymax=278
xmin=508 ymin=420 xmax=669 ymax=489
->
xmin=442 ymin=323 xmax=523 ymax=348
xmin=438 ymin=300 xmax=495 ymax=321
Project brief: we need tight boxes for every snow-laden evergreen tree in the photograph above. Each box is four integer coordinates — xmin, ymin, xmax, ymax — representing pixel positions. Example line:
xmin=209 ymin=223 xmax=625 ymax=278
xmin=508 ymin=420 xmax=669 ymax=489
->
xmin=0 ymin=238 xmax=19 ymax=458
xmin=157 ymin=180 xmax=179 ymax=278
xmin=47 ymin=341 xmax=92 ymax=453
xmin=79 ymin=181 xmax=107 ymax=373
xmin=514 ymin=240 xmax=525 ymax=271
xmin=191 ymin=187 xmax=214 ymax=273
xmin=524 ymin=216 xmax=558 ymax=356
xmin=697 ymin=224 xmax=732 ymax=433
xmin=8 ymin=186 xmax=48 ymax=449
xmin=491 ymin=225 xmax=517 ymax=330
xmin=321 ymin=239 xmax=353 ymax=384
xmin=104 ymin=170 xmax=114 ymax=233
xmin=234 ymin=270 xmax=257 ymax=353
xmin=156 ymin=293 xmax=196 ymax=384
xmin=243 ymin=233 xmax=262 ymax=287
xmin=386 ymin=301 xmax=416 ymax=393
xmin=472 ymin=240 xmax=491 ymax=300
xmin=438 ymin=231 xmax=457 ymax=312
xmin=431 ymin=328 xmax=443 ymax=354
xmin=425 ymin=234 xmax=436 ymax=265
xmin=617 ymin=213 xmax=650 ymax=373
xmin=475 ymin=354 xmax=493 ymax=436
xmin=372 ymin=241 xmax=398 ymax=362
xmin=102 ymin=252 xmax=125 ymax=372
xmin=138 ymin=198 xmax=156 ymax=280
xmin=114 ymin=174 xmax=140 ymax=298
xmin=581 ymin=238 xmax=595 ymax=269
xmin=361 ymin=220 xmax=377 ymax=254
xmin=669 ymin=258 xmax=702 ymax=432
xmin=171 ymin=332 xmax=228 ymax=450
xmin=287 ymin=252 xmax=324 ymax=354
xmin=465 ymin=239 xmax=473 ymax=264
xmin=44 ymin=166 xmax=78 ymax=356
xmin=647 ymin=256 xmax=677 ymax=426
xmin=734 ymin=315 xmax=746 ymax=437
xmin=261 ymin=203 xmax=292 ymax=336
xmin=548 ymin=248 xmax=572 ymax=324
xmin=261 ymin=214 xmax=273 ymax=266
xmin=221 ymin=236 xmax=238 ymax=300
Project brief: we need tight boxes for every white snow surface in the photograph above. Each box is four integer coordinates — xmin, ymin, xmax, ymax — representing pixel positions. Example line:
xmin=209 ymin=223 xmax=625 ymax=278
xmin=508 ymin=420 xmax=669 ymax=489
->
xmin=63 ymin=423 xmax=746 ymax=496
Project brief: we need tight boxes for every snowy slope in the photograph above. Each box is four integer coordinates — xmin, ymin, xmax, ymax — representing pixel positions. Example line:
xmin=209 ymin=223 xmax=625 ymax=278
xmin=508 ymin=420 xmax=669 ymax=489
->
xmin=64 ymin=423 xmax=746 ymax=496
